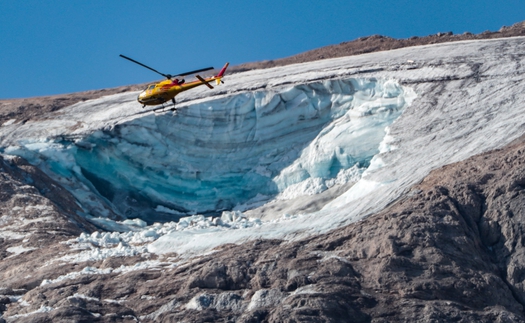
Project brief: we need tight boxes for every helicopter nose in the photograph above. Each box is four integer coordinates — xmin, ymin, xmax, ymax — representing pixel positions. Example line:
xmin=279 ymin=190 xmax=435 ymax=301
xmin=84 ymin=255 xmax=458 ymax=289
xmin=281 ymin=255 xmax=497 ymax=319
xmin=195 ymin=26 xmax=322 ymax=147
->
xmin=137 ymin=91 xmax=146 ymax=103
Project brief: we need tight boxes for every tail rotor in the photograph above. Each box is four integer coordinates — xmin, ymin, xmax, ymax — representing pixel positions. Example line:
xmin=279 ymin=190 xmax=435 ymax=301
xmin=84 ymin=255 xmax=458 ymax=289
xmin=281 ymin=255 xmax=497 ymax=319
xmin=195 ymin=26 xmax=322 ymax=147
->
xmin=215 ymin=62 xmax=229 ymax=85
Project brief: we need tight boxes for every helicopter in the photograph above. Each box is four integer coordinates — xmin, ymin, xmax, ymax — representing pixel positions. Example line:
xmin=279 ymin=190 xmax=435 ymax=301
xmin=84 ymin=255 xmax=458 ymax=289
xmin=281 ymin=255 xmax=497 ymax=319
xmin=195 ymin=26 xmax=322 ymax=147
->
xmin=120 ymin=54 xmax=229 ymax=108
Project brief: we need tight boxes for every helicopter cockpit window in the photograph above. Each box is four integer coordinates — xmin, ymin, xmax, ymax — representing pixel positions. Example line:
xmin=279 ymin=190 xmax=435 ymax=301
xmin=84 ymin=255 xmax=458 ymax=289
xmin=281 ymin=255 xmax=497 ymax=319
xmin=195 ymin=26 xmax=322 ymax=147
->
xmin=148 ymin=85 xmax=156 ymax=90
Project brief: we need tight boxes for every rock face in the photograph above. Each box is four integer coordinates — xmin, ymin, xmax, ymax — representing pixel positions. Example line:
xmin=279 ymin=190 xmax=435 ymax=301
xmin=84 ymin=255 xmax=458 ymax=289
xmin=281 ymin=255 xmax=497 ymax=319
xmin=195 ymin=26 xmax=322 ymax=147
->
xmin=0 ymin=155 xmax=97 ymax=291
xmin=3 ymin=132 xmax=525 ymax=321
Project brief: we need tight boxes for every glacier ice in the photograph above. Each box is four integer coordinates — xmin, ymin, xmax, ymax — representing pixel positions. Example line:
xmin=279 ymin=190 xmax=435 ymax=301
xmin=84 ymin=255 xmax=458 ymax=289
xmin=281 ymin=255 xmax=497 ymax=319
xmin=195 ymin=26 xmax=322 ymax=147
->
xmin=3 ymin=78 xmax=412 ymax=222
xmin=4 ymin=37 xmax=525 ymax=258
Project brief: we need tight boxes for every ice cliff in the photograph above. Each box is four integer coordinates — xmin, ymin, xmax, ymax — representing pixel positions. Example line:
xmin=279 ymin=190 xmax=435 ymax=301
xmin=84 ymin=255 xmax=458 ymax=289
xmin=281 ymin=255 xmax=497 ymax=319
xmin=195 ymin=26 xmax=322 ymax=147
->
xmin=2 ymin=78 xmax=412 ymax=222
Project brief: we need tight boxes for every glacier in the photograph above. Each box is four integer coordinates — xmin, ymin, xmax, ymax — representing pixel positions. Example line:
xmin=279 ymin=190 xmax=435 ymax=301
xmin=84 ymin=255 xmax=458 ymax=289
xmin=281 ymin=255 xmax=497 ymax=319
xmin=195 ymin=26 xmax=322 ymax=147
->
xmin=1 ymin=37 xmax=525 ymax=257
xmin=1 ymin=78 xmax=413 ymax=222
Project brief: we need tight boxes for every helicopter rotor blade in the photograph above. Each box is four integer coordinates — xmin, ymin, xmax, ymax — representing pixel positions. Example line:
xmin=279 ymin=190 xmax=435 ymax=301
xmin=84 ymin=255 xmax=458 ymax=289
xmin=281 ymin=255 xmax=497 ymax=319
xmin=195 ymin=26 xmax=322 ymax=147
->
xmin=119 ymin=54 xmax=171 ymax=79
xmin=178 ymin=67 xmax=215 ymax=77
xmin=120 ymin=54 xmax=215 ymax=80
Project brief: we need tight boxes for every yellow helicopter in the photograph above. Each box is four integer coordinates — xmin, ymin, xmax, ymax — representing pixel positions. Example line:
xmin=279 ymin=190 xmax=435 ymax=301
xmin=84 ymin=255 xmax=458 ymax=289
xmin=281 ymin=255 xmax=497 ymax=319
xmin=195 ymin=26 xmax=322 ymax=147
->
xmin=120 ymin=54 xmax=229 ymax=108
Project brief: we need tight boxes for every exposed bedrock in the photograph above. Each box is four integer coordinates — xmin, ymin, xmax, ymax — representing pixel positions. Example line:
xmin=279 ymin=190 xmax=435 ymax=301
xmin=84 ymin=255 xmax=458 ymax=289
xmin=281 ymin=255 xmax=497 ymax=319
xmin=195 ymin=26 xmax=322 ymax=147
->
xmin=5 ymin=134 xmax=525 ymax=322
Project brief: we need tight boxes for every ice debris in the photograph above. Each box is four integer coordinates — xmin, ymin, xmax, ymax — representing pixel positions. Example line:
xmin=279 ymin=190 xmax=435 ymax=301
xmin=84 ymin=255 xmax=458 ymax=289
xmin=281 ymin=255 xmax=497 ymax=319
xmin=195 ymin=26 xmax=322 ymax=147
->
xmin=61 ymin=210 xmax=270 ymax=263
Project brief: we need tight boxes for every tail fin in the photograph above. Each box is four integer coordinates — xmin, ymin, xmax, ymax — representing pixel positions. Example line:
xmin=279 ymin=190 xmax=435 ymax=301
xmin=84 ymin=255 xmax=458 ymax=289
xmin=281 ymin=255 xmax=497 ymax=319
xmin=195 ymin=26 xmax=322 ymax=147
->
xmin=216 ymin=62 xmax=229 ymax=77
xmin=215 ymin=62 xmax=229 ymax=85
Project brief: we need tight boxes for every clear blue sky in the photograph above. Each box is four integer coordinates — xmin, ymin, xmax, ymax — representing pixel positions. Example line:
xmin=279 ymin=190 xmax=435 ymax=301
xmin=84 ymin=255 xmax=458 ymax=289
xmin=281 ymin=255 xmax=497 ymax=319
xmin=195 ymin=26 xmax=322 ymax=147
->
xmin=1 ymin=0 xmax=524 ymax=99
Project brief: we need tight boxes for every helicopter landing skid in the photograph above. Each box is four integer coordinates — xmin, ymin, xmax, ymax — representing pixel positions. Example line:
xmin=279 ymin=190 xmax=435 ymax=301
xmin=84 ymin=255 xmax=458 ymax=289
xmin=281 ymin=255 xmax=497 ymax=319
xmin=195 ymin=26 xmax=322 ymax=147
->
xmin=152 ymin=104 xmax=177 ymax=113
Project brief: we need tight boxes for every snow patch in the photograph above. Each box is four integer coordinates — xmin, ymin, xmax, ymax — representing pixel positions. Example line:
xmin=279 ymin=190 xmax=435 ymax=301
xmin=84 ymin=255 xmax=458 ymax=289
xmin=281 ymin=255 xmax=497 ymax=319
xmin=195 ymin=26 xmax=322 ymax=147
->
xmin=41 ymin=261 xmax=168 ymax=286
xmin=185 ymin=292 xmax=244 ymax=312
xmin=68 ymin=293 xmax=100 ymax=302
xmin=2 ymin=119 xmax=17 ymax=126
xmin=6 ymin=245 xmax=37 ymax=258
xmin=247 ymin=289 xmax=286 ymax=311
xmin=5 ymin=305 xmax=54 ymax=320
